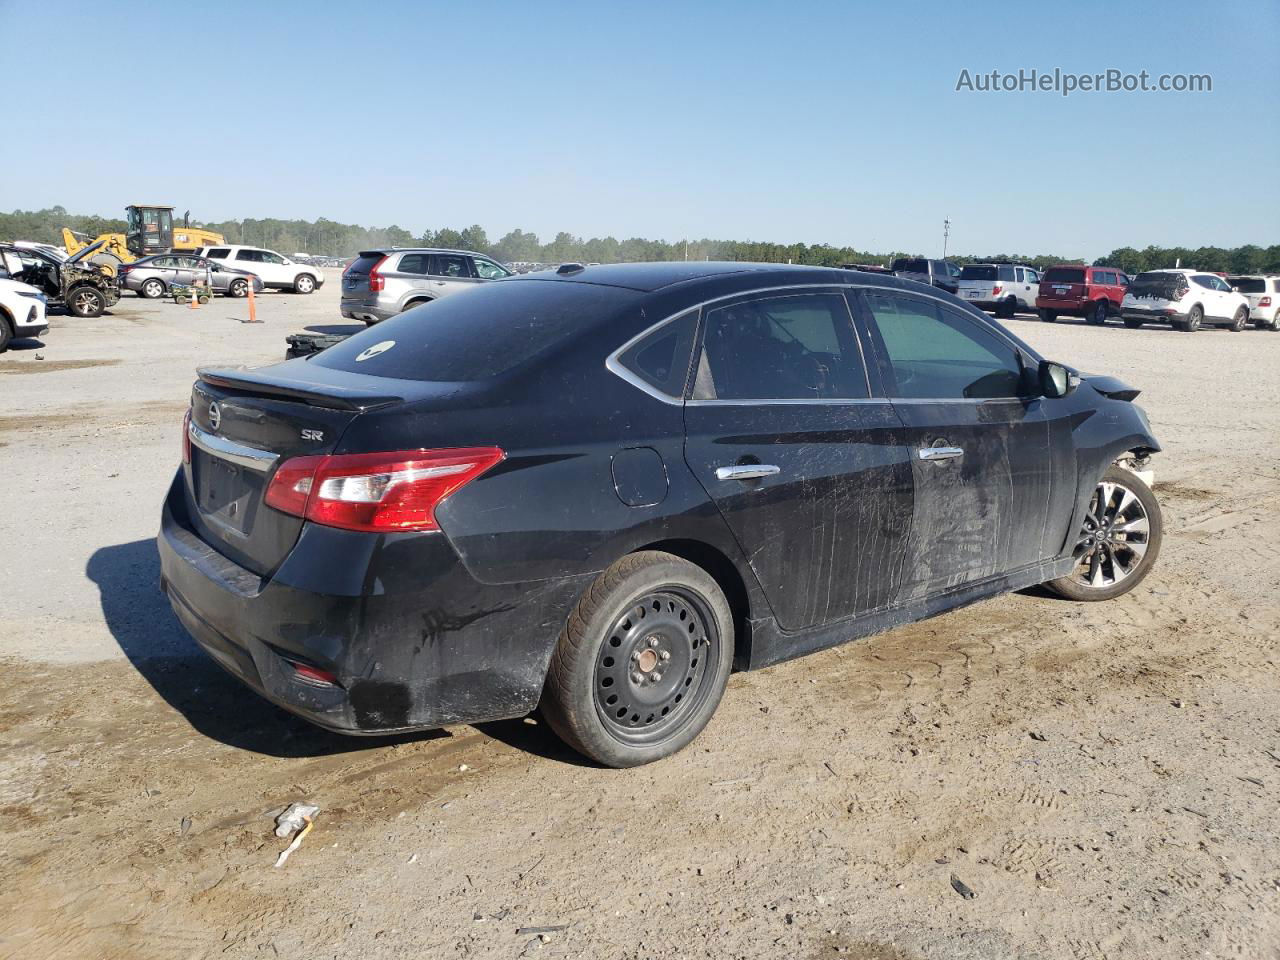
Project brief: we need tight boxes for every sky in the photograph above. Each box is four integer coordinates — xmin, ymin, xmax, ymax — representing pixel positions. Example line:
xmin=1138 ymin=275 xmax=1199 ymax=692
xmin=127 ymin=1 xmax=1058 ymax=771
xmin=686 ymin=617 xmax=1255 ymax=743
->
xmin=2 ymin=0 xmax=1277 ymax=259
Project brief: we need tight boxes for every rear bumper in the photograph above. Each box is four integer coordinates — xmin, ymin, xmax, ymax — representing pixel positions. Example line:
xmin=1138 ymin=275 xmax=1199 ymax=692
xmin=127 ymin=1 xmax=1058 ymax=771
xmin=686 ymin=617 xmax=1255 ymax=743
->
xmin=157 ymin=472 xmax=589 ymax=734
xmin=1122 ymin=307 xmax=1186 ymax=323
xmin=1035 ymin=298 xmax=1087 ymax=314
xmin=340 ymin=299 xmax=395 ymax=322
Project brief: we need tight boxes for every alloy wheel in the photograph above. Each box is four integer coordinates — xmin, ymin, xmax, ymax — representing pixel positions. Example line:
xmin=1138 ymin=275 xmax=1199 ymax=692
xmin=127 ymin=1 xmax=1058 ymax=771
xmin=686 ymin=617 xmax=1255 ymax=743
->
xmin=1069 ymin=479 xmax=1151 ymax=589
xmin=593 ymin=589 xmax=718 ymax=745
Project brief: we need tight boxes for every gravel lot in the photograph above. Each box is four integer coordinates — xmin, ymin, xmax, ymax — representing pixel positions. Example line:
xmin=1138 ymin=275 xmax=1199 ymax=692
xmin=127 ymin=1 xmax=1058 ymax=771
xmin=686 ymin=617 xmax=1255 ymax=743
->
xmin=2 ymin=278 xmax=1278 ymax=960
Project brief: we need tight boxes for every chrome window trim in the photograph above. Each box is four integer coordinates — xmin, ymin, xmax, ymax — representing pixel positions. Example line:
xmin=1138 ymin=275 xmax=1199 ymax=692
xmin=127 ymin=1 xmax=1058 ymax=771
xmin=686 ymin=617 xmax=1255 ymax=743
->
xmin=604 ymin=281 xmax=1038 ymax=406
xmin=188 ymin=421 xmax=279 ymax=473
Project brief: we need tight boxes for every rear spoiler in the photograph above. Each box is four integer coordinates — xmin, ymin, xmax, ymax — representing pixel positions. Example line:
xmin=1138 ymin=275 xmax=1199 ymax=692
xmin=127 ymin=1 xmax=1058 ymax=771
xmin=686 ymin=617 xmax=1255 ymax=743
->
xmin=197 ymin=365 xmax=403 ymax=412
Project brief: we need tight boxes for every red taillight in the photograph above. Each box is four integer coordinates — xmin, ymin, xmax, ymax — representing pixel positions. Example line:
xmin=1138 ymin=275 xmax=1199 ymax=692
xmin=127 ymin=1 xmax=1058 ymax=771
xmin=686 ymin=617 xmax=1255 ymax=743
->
xmin=289 ymin=661 xmax=338 ymax=687
xmin=367 ymin=255 xmax=389 ymax=293
xmin=264 ymin=447 xmax=505 ymax=533
xmin=182 ymin=409 xmax=192 ymax=464
xmin=1260 ymin=296 xmax=1272 ymax=307
xmin=991 ymin=285 xmax=1003 ymax=296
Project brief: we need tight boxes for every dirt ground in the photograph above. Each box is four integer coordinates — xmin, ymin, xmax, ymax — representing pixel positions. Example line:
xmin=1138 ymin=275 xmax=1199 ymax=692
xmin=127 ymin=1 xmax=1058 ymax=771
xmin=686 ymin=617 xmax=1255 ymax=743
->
xmin=2 ymin=278 xmax=1278 ymax=960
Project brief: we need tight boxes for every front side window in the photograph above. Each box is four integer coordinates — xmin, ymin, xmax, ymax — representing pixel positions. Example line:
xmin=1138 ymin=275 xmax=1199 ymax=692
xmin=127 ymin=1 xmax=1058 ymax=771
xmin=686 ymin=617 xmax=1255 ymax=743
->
xmin=260 ymin=250 xmax=287 ymax=265
xmin=864 ymin=293 xmax=1029 ymax=400
xmin=694 ymin=293 xmax=868 ymax=401
xmin=473 ymin=258 xmax=510 ymax=280
xmin=431 ymin=254 xmax=471 ymax=278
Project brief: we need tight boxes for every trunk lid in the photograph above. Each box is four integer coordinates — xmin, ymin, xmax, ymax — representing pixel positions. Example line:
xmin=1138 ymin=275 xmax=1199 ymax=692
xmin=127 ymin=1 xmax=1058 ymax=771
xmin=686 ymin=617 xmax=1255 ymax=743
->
xmin=341 ymin=251 xmax=382 ymax=302
xmin=1040 ymin=267 xmax=1087 ymax=302
xmin=184 ymin=364 xmax=406 ymax=576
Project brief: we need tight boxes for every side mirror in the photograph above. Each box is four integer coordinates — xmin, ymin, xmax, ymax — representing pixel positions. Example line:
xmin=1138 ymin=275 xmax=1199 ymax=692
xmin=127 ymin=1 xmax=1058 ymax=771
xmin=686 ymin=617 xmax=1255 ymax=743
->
xmin=1039 ymin=360 xmax=1079 ymax=399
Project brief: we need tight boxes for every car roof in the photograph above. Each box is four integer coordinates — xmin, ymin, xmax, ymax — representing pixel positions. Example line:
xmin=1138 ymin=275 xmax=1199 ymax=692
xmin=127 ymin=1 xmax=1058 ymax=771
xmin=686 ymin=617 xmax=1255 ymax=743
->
xmin=358 ymin=247 xmax=489 ymax=258
xmin=519 ymin=261 xmax=872 ymax=293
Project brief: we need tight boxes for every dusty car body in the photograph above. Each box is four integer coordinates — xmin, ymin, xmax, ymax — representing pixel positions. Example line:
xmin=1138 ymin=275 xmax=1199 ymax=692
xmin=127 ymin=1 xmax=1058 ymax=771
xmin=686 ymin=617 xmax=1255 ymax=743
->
xmin=160 ymin=263 xmax=1162 ymax=766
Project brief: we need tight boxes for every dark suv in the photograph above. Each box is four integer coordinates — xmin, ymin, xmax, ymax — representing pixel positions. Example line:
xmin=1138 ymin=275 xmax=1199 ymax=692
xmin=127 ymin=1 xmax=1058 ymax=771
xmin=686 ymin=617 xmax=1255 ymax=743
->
xmin=889 ymin=257 xmax=961 ymax=294
xmin=0 ymin=239 xmax=121 ymax=317
xmin=161 ymin=262 xmax=1163 ymax=767
xmin=1037 ymin=265 xmax=1129 ymax=325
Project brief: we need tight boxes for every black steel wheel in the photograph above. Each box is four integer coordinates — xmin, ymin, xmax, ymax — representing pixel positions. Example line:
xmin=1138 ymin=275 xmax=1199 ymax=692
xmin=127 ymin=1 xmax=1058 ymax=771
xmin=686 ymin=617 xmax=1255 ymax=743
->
xmin=1046 ymin=466 xmax=1162 ymax=601
xmin=541 ymin=551 xmax=734 ymax=767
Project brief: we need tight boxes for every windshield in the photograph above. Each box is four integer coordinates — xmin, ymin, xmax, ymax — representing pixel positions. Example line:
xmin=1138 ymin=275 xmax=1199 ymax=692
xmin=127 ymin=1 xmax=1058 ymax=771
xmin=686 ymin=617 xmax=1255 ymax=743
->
xmin=1228 ymin=277 xmax=1265 ymax=293
xmin=312 ymin=279 xmax=640 ymax=381
xmin=960 ymin=265 xmax=996 ymax=281
xmin=1042 ymin=267 xmax=1086 ymax=284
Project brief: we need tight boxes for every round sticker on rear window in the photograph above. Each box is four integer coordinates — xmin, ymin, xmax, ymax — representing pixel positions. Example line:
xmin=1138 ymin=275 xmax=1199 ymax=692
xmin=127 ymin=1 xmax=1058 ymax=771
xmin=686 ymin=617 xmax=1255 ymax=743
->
xmin=355 ymin=340 xmax=395 ymax=362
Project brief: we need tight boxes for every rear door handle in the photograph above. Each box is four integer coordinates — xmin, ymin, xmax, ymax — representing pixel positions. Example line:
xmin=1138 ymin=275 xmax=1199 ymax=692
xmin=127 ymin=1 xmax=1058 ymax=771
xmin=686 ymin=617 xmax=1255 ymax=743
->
xmin=715 ymin=464 xmax=781 ymax=482
xmin=918 ymin=446 xmax=964 ymax=462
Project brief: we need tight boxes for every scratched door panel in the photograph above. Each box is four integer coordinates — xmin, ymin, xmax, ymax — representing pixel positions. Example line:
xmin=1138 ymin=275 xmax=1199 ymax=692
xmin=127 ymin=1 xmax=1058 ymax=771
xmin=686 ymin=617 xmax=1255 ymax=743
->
xmin=684 ymin=402 xmax=914 ymax=632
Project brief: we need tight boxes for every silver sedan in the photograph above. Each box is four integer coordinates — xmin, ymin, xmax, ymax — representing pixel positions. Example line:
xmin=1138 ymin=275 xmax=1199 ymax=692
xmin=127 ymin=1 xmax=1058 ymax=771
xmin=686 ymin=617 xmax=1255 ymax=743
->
xmin=120 ymin=255 xmax=265 ymax=299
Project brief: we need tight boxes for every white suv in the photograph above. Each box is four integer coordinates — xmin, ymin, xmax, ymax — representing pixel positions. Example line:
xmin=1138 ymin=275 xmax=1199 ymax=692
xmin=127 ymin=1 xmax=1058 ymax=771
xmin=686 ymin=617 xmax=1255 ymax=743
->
xmin=196 ymin=245 xmax=325 ymax=294
xmin=1121 ymin=269 xmax=1251 ymax=332
xmin=1226 ymin=275 xmax=1280 ymax=331
xmin=0 ymin=274 xmax=49 ymax=352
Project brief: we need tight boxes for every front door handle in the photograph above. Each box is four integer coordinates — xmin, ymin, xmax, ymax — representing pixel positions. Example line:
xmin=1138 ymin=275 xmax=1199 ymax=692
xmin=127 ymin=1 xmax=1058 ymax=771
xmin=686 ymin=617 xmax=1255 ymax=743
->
xmin=918 ymin=446 xmax=964 ymax=462
xmin=715 ymin=464 xmax=781 ymax=482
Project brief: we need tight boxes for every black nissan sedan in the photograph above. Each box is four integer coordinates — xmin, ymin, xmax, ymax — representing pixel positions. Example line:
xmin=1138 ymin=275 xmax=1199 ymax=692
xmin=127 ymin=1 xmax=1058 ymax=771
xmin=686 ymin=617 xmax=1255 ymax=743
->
xmin=159 ymin=262 xmax=1162 ymax=767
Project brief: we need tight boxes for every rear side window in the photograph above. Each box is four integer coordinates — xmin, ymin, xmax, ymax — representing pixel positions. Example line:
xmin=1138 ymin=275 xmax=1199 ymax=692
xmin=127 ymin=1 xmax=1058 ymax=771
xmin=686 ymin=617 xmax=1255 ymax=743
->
xmin=960 ymin=265 xmax=996 ymax=281
xmin=397 ymin=253 xmax=431 ymax=275
xmin=614 ymin=310 xmax=698 ymax=399
xmin=997 ymin=266 xmax=1016 ymax=282
xmin=235 ymin=250 xmax=261 ymax=263
xmin=1042 ymin=267 xmax=1085 ymax=284
xmin=693 ymin=293 xmax=868 ymax=401
xmin=312 ymin=279 xmax=638 ymax=381
xmin=863 ymin=293 xmax=1028 ymax=400
xmin=205 ymin=248 xmax=230 ymax=259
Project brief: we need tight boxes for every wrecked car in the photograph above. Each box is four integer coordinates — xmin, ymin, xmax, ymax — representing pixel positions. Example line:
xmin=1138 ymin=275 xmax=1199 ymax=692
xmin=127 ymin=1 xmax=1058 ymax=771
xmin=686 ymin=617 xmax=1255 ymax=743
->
xmin=159 ymin=262 xmax=1163 ymax=767
xmin=0 ymin=239 xmax=121 ymax=318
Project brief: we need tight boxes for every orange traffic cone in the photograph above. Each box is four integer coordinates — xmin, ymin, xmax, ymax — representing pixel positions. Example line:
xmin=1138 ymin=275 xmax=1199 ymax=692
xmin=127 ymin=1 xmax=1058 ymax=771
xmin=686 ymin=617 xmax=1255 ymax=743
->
xmin=247 ymin=279 xmax=258 ymax=323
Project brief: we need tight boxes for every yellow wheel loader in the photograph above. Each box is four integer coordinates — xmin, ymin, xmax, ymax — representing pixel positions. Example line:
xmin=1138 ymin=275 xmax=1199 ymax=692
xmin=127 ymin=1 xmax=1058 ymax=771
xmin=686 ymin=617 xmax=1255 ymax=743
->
xmin=61 ymin=205 xmax=224 ymax=275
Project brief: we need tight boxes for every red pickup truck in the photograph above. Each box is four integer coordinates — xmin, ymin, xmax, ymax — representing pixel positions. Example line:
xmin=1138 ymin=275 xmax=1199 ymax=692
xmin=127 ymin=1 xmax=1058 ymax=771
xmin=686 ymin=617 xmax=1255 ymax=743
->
xmin=1036 ymin=265 xmax=1129 ymax=325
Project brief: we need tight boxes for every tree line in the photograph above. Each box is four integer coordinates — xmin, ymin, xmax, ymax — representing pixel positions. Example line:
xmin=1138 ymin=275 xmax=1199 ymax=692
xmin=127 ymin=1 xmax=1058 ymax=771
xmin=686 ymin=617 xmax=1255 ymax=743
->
xmin=3 ymin=206 xmax=1277 ymax=274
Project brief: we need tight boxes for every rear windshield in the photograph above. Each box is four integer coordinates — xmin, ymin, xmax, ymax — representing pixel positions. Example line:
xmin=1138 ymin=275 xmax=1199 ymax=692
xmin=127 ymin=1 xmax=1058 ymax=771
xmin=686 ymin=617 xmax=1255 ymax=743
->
xmin=960 ymin=265 xmax=996 ymax=281
xmin=1228 ymin=277 xmax=1265 ymax=293
xmin=1042 ymin=267 xmax=1086 ymax=284
xmin=311 ymin=279 xmax=638 ymax=381
xmin=345 ymin=252 xmax=385 ymax=276
xmin=1130 ymin=272 xmax=1188 ymax=299
xmin=892 ymin=258 xmax=929 ymax=273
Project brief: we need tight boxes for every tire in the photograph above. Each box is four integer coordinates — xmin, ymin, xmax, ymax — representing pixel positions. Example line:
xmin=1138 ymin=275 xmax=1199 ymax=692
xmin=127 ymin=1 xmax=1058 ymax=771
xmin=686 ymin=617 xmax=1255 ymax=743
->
xmin=996 ymin=298 xmax=1016 ymax=319
xmin=0 ymin=314 xmax=12 ymax=353
xmin=89 ymin=252 xmax=123 ymax=276
xmin=228 ymin=279 xmax=248 ymax=298
xmin=293 ymin=274 xmax=316 ymax=294
xmin=1045 ymin=466 xmax=1162 ymax=602
xmin=1087 ymin=300 xmax=1108 ymax=325
xmin=540 ymin=551 xmax=735 ymax=767
xmin=1039 ymin=309 xmax=1057 ymax=323
xmin=1122 ymin=318 xmax=1143 ymax=329
xmin=1178 ymin=305 xmax=1203 ymax=332
xmin=67 ymin=286 xmax=106 ymax=318
xmin=1228 ymin=306 xmax=1248 ymax=332
xmin=1271 ymin=311 xmax=1280 ymax=332
xmin=140 ymin=278 xmax=166 ymax=299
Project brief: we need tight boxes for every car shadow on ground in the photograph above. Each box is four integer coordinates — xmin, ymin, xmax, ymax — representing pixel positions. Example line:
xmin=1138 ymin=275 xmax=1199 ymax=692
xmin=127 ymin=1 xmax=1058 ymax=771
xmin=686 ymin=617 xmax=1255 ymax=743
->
xmin=86 ymin=537 xmax=446 ymax=759
xmin=4 ymin=337 xmax=46 ymax=351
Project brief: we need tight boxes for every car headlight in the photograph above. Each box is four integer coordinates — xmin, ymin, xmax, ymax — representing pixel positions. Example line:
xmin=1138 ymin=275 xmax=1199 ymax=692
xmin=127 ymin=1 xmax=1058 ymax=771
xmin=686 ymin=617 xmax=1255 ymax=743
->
xmin=16 ymin=290 xmax=45 ymax=302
